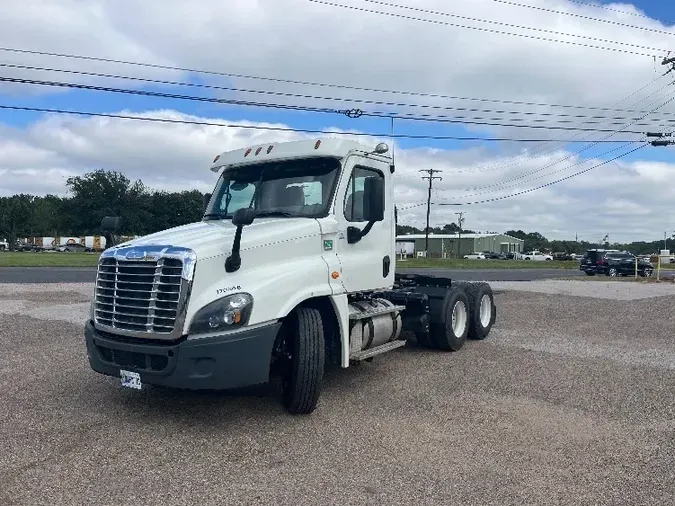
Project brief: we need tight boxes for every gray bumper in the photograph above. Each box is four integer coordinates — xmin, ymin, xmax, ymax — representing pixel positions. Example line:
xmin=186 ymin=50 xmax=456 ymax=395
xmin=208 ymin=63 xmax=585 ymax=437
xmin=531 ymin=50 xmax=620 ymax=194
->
xmin=84 ymin=320 xmax=281 ymax=390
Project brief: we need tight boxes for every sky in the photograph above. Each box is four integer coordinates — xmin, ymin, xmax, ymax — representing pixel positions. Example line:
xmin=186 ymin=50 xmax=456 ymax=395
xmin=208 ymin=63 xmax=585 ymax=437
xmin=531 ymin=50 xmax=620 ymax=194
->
xmin=1 ymin=0 xmax=675 ymax=242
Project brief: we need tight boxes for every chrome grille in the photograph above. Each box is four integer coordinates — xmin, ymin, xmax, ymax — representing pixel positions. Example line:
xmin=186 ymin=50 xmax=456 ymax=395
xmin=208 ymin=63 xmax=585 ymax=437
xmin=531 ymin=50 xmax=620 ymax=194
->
xmin=94 ymin=256 xmax=184 ymax=334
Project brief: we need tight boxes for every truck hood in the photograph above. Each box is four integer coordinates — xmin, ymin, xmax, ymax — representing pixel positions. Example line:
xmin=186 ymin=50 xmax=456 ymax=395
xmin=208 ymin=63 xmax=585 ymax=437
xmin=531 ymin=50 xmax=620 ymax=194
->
xmin=115 ymin=218 xmax=321 ymax=259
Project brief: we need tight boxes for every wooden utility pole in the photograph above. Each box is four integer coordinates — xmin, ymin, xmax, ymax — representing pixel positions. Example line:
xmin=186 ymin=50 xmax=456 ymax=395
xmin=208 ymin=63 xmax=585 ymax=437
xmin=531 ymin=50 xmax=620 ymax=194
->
xmin=420 ymin=169 xmax=442 ymax=257
xmin=455 ymin=212 xmax=465 ymax=258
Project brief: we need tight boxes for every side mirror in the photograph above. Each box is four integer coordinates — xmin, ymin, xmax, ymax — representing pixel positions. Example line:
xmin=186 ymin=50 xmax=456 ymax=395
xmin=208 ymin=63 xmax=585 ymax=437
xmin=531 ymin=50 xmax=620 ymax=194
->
xmin=362 ymin=177 xmax=385 ymax=222
xmin=226 ymin=207 xmax=255 ymax=273
xmin=100 ymin=216 xmax=122 ymax=233
xmin=232 ymin=207 xmax=256 ymax=227
xmin=202 ymin=193 xmax=212 ymax=214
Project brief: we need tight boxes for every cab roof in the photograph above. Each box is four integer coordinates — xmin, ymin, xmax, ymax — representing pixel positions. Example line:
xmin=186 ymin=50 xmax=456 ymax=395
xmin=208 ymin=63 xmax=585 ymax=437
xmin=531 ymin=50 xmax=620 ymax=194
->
xmin=209 ymin=138 xmax=387 ymax=172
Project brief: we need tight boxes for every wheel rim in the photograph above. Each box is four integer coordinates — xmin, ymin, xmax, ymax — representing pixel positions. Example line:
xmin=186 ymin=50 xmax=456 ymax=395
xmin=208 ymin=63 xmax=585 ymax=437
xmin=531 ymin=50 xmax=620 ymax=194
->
xmin=609 ymin=268 xmax=617 ymax=277
xmin=451 ymin=300 xmax=468 ymax=336
xmin=479 ymin=295 xmax=492 ymax=328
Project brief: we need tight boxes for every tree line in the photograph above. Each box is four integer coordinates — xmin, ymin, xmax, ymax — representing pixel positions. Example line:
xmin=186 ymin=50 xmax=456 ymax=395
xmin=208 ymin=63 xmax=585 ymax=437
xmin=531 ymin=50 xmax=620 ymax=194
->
xmin=0 ymin=170 xmax=203 ymax=247
xmin=399 ymin=225 xmax=671 ymax=256
xmin=0 ymin=169 xmax=670 ymax=255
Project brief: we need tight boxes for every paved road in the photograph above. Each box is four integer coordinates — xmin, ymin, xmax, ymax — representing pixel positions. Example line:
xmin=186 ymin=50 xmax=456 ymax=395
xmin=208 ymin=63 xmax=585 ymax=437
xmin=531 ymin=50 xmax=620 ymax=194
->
xmin=0 ymin=266 xmax=585 ymax=283
xmin=2 ymin=281 xmax=674 ymax=505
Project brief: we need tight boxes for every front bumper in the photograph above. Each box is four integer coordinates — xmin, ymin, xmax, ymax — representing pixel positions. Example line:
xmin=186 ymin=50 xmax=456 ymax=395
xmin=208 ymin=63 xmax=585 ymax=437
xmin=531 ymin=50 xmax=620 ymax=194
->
xmin=84 ymin=320 xmax=281 ymax=390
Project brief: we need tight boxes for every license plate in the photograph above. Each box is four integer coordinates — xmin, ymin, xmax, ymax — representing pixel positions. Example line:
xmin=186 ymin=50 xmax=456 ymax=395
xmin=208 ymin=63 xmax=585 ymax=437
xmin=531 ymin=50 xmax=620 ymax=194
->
xmin=120 ymin=370 xmax=142 ymax=390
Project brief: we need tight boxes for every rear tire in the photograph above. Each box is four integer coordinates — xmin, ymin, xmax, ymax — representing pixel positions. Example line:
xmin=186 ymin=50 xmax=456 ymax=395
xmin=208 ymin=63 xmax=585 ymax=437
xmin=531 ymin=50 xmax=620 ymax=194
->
xmin=429 ymin=285 xmax=470 ymax=351
xmin=462 ymin=282 xmax=497 ymax=340
xmin=281 ymin=307 xmax=325 ymax=415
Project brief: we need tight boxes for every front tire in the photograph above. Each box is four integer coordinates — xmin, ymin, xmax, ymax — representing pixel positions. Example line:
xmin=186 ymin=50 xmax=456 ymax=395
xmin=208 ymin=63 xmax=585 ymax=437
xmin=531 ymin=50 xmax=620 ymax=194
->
xmin=280 ymin=307 xmax=325 ymax=415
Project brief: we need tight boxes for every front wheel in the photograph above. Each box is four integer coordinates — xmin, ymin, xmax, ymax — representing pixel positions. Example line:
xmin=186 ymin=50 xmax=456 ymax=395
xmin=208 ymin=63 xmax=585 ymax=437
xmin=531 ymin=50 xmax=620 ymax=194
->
xmin=280 ymin=306 xmax=325 ymax=415
xmin=607 ymin=267 xmax=618 ymax=277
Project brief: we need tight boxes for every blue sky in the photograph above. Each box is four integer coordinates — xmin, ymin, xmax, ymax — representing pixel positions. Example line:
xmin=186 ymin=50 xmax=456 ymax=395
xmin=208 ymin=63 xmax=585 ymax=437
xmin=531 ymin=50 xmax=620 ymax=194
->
xmin=2 ymin=0 xmax=674 ymax=160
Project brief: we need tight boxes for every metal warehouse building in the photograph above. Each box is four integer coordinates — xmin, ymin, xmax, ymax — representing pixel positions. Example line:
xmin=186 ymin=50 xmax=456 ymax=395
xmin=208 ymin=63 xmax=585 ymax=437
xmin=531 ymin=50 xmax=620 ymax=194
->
xmin=395 ymin=233 xmax=525 ymax=258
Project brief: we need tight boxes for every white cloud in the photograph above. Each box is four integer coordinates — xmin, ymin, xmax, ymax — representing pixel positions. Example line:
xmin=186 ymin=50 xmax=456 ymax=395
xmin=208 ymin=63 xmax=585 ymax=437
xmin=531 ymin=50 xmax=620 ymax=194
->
xmin=1 ymin=0 xmax=675 ymax=241
xmin=1 ymin=109 xmax=674 ymax=241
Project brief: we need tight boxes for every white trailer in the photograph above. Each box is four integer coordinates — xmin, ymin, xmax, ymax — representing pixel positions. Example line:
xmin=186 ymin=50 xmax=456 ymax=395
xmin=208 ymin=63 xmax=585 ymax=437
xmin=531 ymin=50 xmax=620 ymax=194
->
xmin=84 ymin=139 xmax=497 ymax=414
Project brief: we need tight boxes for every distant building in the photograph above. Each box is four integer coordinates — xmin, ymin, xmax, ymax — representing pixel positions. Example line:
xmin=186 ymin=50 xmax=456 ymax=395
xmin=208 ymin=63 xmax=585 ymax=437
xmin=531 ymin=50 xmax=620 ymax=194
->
xmin=395 ymin=233 xmax=525 ymax=258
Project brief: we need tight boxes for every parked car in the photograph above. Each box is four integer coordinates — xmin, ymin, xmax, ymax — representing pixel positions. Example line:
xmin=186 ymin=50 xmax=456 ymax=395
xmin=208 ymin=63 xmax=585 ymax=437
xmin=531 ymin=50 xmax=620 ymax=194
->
xmin=552 ymin=252 xmax=575 ymax=261
xmin=520 ymin=250 xmax=553 ymax=261
xmin=14 ymin=242 xmax=42 ymax=252
xmin=482 ymin=251 xmax=501 ymax=259
xmin=580 ymin=250 xmax=653 ymax=277
xmin=57 ymin=243 xmax=93 ymax=253
xmin=464 ymin=252 xmax=487 ymax=260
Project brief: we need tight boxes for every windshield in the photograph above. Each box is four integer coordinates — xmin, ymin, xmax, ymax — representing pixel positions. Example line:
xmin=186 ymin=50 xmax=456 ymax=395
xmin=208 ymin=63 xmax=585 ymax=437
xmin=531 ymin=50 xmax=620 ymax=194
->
xmin=204 ymin=157 xmax=341 ymax=220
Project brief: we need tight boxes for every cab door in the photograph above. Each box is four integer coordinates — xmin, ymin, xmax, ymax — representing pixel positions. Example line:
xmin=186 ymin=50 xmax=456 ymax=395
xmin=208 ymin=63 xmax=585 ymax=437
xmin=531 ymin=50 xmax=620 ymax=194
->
xmin=334 ymin=156 xmax=395 ymax=293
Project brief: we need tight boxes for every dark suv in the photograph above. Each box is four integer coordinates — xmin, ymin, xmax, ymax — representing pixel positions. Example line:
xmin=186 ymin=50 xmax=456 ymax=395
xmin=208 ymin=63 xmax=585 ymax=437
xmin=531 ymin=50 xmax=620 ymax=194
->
xmin=580 ymin=250 xmax=653 ymax=277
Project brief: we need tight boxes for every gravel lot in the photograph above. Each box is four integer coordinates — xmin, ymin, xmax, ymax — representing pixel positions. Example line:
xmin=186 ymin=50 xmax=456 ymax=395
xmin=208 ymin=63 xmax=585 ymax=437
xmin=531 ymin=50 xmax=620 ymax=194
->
xmin=1 ymin=280 xmax=674 ymax=505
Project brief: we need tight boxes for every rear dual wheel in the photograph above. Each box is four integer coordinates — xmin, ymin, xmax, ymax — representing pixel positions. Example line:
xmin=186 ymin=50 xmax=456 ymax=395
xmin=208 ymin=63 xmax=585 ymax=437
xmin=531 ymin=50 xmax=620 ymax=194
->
xmin=428 ymin=286 xmax=471 ymax=351
xmin=461 ymin=282 xmax=497 ymax=340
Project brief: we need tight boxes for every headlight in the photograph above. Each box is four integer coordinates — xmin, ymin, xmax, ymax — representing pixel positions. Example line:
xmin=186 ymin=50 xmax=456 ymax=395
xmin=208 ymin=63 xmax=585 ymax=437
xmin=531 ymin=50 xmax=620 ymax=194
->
xmin=189 ymin=292 xmax=253 ymax=335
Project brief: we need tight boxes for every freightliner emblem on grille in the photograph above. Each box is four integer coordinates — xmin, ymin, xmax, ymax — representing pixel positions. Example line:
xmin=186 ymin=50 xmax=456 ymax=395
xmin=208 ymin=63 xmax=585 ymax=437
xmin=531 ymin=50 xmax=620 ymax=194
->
xmin=125 ymin=249 xmax=157 ymax=261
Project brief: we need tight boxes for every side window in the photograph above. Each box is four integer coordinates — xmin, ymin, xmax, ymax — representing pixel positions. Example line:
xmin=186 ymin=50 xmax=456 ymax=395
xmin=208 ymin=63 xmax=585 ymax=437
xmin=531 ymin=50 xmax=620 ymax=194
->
xmin=344 ymin=166 xmax=384 ymax=222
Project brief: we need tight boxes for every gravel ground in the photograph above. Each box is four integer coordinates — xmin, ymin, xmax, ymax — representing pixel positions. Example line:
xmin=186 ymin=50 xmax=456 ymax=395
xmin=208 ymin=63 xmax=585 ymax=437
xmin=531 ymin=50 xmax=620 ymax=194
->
xmin=1 ymin=281 xmax=674 ymax=506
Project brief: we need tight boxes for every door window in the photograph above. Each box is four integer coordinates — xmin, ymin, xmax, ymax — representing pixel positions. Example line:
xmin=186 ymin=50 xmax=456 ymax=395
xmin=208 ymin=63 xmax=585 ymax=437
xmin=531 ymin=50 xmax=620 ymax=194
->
xmin=343 ymin=166 xmax=384 ymax=222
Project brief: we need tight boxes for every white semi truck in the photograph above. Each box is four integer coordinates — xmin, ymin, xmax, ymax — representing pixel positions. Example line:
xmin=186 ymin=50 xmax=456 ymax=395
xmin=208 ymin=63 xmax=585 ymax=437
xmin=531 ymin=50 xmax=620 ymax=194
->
xmin=84 ymin=138 xmax=497 ymax=414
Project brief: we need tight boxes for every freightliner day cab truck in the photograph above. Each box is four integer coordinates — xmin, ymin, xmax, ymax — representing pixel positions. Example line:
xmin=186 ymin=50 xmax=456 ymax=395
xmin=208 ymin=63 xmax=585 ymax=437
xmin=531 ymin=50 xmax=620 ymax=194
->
xmin=84 ymin=138 xmax=497 ymax=414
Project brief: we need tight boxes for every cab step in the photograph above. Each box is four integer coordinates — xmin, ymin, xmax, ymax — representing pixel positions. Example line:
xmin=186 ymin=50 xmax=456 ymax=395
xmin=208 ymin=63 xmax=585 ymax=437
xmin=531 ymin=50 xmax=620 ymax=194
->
xmin=349 ymin=339 xmax=407 ymax=362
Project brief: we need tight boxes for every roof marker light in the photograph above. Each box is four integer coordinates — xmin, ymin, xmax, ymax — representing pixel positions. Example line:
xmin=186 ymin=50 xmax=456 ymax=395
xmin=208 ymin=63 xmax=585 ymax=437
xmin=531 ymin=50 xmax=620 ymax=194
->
xmin=244 ymin=148 xmax=251 ymax=157
xmin=314 ymin=140 xmax=321 ymax=150
xmin=267 ymin=145 xmax=274 ymax=154
xmin=255 ymin=147 xmax=262 ymax=155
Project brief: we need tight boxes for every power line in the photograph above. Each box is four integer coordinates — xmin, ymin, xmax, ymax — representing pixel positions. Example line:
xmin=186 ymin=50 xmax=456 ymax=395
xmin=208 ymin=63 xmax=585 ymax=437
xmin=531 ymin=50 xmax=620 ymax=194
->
xmin=0 ymin=104 xmax=639 ymax=142
xmin=361 ymin=0 xmax=667 ymax=54
xmin=433 ymin=143 xmax=648 ymax=206
xmin=446 ymin=87 xmax=675 ymax=194
xmin=7 ymin=62 xmax=675 ymax=124
xmin=0 ymin=48 xmax=672 ymax=117
xmin=308 ymin=0 xmax=664 ymax=58
xmin=489 ymin=0 xmax=675 ymax=37
xmin=450 ymin=141 xmax=639 ymax=199
xmin=563 ymin=0 xmax=652 ymax=20
xmin=445 ymin=73 xmax=671 ymax=175
xmin=0 ymin=76 xmax=656 ymax=135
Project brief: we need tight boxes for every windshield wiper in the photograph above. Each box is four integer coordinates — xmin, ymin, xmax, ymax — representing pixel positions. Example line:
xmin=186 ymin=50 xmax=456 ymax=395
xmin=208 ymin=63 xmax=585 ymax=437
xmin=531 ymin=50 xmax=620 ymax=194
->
xmin=203 ymin=212 xmax=230 ymax=219
xmin=253 ymin=211 xmax=295 ymax=218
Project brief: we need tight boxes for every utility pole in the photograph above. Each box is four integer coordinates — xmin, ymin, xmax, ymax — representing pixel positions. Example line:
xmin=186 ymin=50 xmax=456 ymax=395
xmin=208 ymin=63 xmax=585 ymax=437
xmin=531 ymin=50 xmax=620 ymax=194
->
xmin=420 ymin=169 xmax=442 ymax=257
xmin=455 ymin=212 xmax=465 ymax=258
